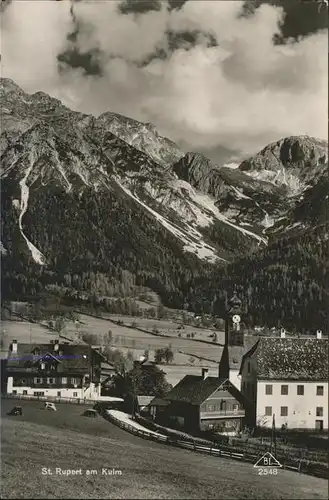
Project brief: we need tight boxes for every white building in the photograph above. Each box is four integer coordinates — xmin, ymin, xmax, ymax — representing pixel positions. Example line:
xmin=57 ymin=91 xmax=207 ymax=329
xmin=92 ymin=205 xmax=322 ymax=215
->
xmin=6 ymin=340 xmax=116 ymax=401
xmin=239 ymin=334 xmax=328 ymax=430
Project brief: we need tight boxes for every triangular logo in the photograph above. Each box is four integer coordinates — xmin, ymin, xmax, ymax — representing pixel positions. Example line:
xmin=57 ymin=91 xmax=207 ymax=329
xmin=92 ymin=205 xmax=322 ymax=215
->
xmin=254 ymin=452 xmax=282 ymax=468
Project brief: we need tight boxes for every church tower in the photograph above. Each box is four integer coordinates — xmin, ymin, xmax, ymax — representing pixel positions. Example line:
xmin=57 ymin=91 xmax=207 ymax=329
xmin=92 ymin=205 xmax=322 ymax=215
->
xmin=225 ymin=291 xmax=244 ymax=347
xmin=219 ymin=290 xmax=244 ymax=380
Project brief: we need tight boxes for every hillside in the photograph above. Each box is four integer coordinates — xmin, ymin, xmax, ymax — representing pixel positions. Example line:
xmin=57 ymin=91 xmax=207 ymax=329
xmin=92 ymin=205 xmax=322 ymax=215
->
xmin=2 ymin=401 xmax=328 ymax=500
xmin=1 ymin=77 xmax=328 ymax=329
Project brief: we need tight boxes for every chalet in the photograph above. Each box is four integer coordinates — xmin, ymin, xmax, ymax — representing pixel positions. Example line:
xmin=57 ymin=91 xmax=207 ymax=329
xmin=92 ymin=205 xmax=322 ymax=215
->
xmin=218 ymin=292 xmax=258 ymax=390
xmin=136 ymin=395 xmax=154 ymax=414
xmin=6 ymin=340 xmax=116 ymax=400
xmin=152 ymin=369 xmax=246 ymax=435
xmin=239 ymin=332 xmax=329 ymax=430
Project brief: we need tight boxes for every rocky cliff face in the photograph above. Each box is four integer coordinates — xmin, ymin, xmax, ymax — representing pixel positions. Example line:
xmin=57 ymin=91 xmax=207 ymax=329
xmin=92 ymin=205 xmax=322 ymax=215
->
xmin=1 ymin=77 xmax=328 ymax=328
xmin=239 ymin=136 xmax=328 ymax=194
xmin=94 ymin=112 xmax=184 ymax=168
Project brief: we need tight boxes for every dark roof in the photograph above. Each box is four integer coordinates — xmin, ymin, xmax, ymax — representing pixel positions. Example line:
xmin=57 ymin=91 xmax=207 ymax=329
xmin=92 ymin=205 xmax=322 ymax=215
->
xmin=240 ymin=337 xmax=329 ymax=381
xmin=228 ymin=337 xmax=258 ymax=370
xmin=164 ymin=376 xmax=242 ymax=405
xmin=149 ymin=397 xmax=170 ymax=407
xmin=7 ymin=343 xmax=95 ymax=372
xmin=142 ymin=360 xmax=156 ymax=367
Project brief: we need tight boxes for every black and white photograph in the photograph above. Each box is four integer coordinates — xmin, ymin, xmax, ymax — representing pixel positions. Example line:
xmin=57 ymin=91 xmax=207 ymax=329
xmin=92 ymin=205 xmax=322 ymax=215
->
xmin=0 ymin=0 xmax=328 ymax=498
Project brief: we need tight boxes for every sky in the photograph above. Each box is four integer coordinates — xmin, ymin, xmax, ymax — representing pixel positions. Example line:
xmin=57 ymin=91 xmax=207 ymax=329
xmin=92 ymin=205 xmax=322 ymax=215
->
xmin=1 ymin=0 xmax=328 ymax=164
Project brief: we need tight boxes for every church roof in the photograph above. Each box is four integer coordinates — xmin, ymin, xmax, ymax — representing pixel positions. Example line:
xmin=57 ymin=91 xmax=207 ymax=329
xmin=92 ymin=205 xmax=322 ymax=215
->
xmin=228 ymin=338 xmax=259 ymax=370
xmin=240 ymin=337 xmax=329 ymax=381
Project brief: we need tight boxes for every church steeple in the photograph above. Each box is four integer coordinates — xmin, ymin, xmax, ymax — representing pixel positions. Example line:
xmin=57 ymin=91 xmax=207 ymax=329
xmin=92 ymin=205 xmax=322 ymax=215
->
xmin=219 ymin=290 xmax=244 ymax=380
xmin=225 ymin=290 xmax=244 ymax=346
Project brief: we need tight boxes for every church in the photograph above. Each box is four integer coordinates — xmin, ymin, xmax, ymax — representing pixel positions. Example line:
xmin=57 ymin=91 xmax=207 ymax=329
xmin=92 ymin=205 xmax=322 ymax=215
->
xmin=148 ymin=292 xmax=254 ymax=434
xmin=218 ymin=292 xmax=258 ymax=391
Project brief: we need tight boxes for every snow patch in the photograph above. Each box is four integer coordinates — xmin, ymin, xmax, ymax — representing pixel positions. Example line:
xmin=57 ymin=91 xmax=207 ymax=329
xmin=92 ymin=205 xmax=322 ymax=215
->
xmin=190 ymin=192 xmax=267 ymax=245
xmin=231 ymin=186 xmax=251 ymax=200
xmin=115 ymin=178 xmax=224 ymax=263
xmin=244 ymin=168 xmax=303 ymax=195
xmin=18 ymin=160 xmax=46 ymax=265
xmin=223 ymin=162 xmax=239 ymax=169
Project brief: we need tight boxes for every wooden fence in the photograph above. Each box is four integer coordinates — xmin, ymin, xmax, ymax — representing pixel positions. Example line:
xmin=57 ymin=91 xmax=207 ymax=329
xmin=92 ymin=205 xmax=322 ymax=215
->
xmin=106 ymin=412 xmax=329 ymax=480
xmin=3 ymin=392 xmax=328 ymax=480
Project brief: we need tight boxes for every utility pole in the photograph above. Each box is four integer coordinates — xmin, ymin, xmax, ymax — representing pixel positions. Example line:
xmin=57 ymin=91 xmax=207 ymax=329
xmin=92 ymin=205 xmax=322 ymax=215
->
xmin=271 ymin=413 xmax=276 ymax=455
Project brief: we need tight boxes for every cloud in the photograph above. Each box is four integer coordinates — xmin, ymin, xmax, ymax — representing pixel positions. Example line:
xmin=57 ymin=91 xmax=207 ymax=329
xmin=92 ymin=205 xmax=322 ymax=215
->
xmin=1 ymin=0 xmax=327 ymax=161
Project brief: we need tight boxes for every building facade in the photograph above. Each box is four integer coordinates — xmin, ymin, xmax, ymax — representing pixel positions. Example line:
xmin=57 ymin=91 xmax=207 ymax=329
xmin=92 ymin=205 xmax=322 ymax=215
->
xmin=6 ymin=340 xmax=116 ymax=400
xmin=150 ymin=369 xmax=246 ymax=435
xmin=239 ymin=335 xmax=328 ymax=430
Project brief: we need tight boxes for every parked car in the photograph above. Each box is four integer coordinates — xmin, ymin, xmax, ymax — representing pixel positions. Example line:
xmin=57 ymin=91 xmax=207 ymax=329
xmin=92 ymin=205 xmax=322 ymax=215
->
xmin=44 ymin=402 xmax=57 ymax=411
xmin=8 ymin=405 xmax=23 ymax=416
xmin=83 ymin=409 xmax=97 ymax=418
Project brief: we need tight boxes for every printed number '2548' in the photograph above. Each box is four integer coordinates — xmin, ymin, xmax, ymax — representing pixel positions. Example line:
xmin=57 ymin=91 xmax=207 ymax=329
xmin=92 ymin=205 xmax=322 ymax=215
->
xmin=258 ymin=468 xmax=278 ymax=475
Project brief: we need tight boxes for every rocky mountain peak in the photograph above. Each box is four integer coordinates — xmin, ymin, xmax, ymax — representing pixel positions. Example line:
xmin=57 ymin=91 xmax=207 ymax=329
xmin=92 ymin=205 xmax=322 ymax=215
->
xmin=95 ymin=111 xmax=183 ymax=168
xmin=238 ymin=135 xmax=328 ymax=193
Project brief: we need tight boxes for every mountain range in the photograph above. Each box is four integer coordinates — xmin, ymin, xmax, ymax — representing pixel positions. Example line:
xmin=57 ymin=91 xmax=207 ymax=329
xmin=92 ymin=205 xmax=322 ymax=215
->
xmin=1 ymin=77 xmax=328 ymax=330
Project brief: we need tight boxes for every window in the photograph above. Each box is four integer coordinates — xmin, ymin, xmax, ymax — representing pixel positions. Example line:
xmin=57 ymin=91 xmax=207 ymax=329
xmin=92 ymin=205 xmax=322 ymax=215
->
xmin=48 ymin=378 xmax=53 ymax=384
xmin=207 ymin=404 xmax=216 ymax=412
xmin=57 ymin=391 xmax=61 ymax=397
xmin=316 ymin=407 xmax=323 ymax=417
xmin=41 ymin=363 xmax=45 ymax=370
xmin=220 ymin=401 xmax=226 ymax=411
xmin=33 ymin=391 xmax=45 ymax=396
xmin=315 ymin=420 xmax=324 ymax=431
xmin=280 ymin=406 xmax=288 ymax=417
xmin=265 ymin=384 xmax=273 ymax=395
xmin=265 ymin=406 xmax=272 ymax=416
xmin=316 ymin=386 xmax=324 ymax=396
xmin=36 ymin=378 xmax=41 ymax=384
xmin=12 ymin=390 xmax=17 ymax=395
xmin=281 ymin=385 xmax=288 ymax=395
xmin=233 ymin=404 xmax=239 ymax=413
xmin=23 ymin=390 xmax=27 ymax=395
xmin=297 ymin=385 xmax=304 ymax=395
xmin=62 ymin=377 xmax=67 ymax=384
xmin=73 ymin=392 xmax=78 ymax=397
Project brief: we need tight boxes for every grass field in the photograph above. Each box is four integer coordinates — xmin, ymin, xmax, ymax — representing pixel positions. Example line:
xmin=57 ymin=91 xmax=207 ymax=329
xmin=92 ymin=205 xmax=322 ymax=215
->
xmin=76 ymin=314 xmax=224 ymax=360
xmin=1 ymin=314 xmax=223 ymax=386
xmin=2 ymin=399 xmax=328 ymax=500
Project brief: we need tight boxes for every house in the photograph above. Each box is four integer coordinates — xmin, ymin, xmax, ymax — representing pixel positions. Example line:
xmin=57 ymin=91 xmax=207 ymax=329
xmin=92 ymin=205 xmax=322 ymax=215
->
xmin=153 ymin=368 xmax=246 ymax=435
xmin=218 ymin=292 xmax=258 ymax=390
xmin=136 ymin=395 xmax=154 ymax=414
xmin=6 ymin=339 xmax=116 ymax=400
xmin=239 ymin=333 xmax=329 ymax=430
xmin=149 ymin=397 xmax=170 ymax=423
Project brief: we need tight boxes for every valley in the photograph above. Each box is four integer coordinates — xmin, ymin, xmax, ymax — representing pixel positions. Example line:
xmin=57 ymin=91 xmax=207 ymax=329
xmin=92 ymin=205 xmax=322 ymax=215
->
xmin=1 ymin=77 xmax=328 ymax=332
